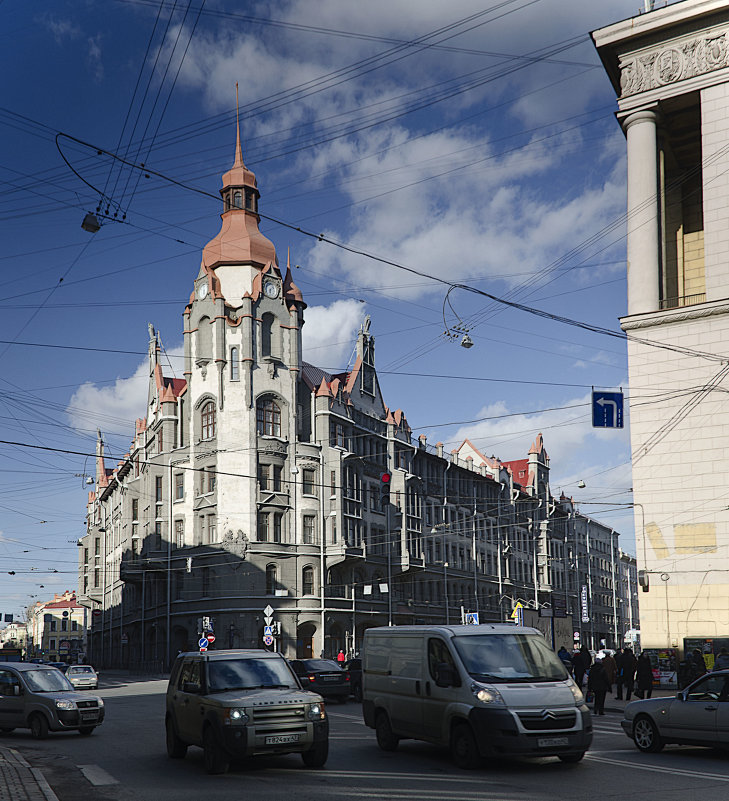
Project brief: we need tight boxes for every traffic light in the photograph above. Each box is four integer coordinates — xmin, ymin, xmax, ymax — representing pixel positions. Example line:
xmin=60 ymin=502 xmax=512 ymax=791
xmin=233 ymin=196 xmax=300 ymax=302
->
xmin=379 ymin=471 xmax=391 ymax=509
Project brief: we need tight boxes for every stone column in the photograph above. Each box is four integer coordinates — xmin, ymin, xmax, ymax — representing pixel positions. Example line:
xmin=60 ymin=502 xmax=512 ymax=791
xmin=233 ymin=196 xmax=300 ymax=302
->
xmin=623 ymin=109 xmax=660 ymax=315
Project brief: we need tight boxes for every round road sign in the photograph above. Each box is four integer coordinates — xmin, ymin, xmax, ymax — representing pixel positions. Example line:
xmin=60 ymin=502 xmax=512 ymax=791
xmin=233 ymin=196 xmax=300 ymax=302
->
xmin=206 ymin=634 xmax=216 ymax=644
xmin=198 ymin=637 xmax=209 ymax=649
xmin=263 ymin=634 xmax=273 ymax=646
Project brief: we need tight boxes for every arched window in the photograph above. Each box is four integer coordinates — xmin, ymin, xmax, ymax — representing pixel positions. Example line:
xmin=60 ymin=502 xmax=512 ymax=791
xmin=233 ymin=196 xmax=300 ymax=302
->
xmin=201 ymin=401 xmax=216 ymax=440
xmin=230 ymin=346 xmax=239 ymax=381
xmin=233 ymin=190 xmax=242 ymax=209
xmin=302 ymin=565 xmax=315 ymax=596
xmin=257 ymin=398 xmax=281 ymax=437
xmin=266 ymin=563 xmax=277 ymax=595
xmin=261 ymin=313 xmax=274 ymax=358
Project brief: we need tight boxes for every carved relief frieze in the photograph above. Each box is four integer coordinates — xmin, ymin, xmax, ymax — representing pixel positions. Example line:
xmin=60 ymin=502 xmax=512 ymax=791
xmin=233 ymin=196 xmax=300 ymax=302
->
xmin=620 ymin=29 xmax=729 ymax=97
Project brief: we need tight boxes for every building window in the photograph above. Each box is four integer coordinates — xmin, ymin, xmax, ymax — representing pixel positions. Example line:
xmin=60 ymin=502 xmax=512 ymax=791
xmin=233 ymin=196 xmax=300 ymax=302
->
xmin=233 ymin=190 xmax=242 ymax=209
xmin=257 ymin=398 xmax=281 ymax=437
xmin=132 ymin=499 xmax=138 ymax=520
xmin=330 ymin=471 xmax=336 ymax=496
xmin=261 ymin=313 xmax=274 ymax=358
xmin=174 ymin=473 xmax=184 ymax=501
xmin=258 ymin=512 xmax=269 ymax=542
xmin=330 ymin=422 xmax=345 ymax=448
xmin=302 ymin=469 xmax=316 ymax=495
xmin=266 ymin=564 xmax=277 ymax=595
xmin=50 ymin=639 xmax=56 ymax=651
xmin=230 ymin=346 xmax=240 ymax=381
xmin=201 ymin=402 xmax=216 ymax=440
xmin=157 ymin=428 xmax=163 ymax=453
xmin=303 ymin=515 xmax=316 ymax=545
xmin=273 ymin=465 xmax=282 ymax=492
xmin=302 ymin=565 xmax=315 ymax=596
xmin=94 ymin=537 xmax=100 ymax=556
xmin=175 ymin=519 xmax=184 ymax=548
xmin=258 ymin=463 xmax=270 ymax=490
xmin=94 ymin=568 xmax=100 ymax=588
xmin=208 ymin=515 xmax=216 ymax=543
xmin=72 ymin=621 xmax=78 ymax=632
xmin=203 ymin=466 xmax=216 ymax=494
xmin=50 ymin=620 xmax=57 ymax=632
xmin=273 ymin=513 xmax=282 ymax=543
xmin=61 ymin=619 xmax=67 ymax=631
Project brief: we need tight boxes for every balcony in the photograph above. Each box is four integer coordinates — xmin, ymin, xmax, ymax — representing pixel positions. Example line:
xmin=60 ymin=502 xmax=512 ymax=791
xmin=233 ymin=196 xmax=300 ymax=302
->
xmin=659 ymin=292 xmax=705 ymax=310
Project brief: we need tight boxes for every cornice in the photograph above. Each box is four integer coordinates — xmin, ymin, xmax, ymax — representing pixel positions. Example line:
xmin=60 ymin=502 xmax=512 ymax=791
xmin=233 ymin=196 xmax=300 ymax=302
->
xmin=620 ymin=298 xmax=729 ymax=331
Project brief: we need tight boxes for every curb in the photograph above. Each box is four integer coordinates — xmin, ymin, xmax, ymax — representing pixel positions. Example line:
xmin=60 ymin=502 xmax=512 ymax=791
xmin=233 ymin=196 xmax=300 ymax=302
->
xmin=0 ymin=747 xmax=60 ymax=801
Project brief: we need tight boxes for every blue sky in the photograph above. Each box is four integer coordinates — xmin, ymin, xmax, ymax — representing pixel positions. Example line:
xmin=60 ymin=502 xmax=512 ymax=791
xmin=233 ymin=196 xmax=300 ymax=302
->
xmin=0 ymin=0 xmax=663 ymax=620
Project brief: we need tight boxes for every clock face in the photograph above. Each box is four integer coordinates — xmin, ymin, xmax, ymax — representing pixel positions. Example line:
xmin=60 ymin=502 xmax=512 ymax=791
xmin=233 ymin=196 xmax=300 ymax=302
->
xmin=264 ymin=280 xmax=279 ymax=299
xmin=197 ymin=283 xmax=209 ymax=300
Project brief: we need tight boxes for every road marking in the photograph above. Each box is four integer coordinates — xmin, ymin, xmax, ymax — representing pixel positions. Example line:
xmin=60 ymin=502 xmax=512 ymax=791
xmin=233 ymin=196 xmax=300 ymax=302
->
xmin=78 ymin=764 xmax=119 ymax=786
xmin=587 ymin=754 xmax=729 ymax=782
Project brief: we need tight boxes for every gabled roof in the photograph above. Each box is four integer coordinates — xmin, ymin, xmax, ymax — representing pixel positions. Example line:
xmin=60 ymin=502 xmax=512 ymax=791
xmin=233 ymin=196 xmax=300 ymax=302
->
xmin=503 ymin=458 xmax=531 ymax=489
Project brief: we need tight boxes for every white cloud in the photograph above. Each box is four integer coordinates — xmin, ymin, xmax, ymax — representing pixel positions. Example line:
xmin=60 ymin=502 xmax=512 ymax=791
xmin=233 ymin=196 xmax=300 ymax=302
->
xmin=87 ymin=35 xmax=104 ymax=83
xmin=302 ymin=299 xmax=366 ymax=370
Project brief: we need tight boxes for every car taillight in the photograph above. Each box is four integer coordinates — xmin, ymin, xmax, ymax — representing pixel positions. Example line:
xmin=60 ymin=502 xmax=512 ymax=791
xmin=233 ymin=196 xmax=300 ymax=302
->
xmin=345 ymin=674 xmax=350 ymax=682
xmin=308 ymin=675 xmax=316 ymax=682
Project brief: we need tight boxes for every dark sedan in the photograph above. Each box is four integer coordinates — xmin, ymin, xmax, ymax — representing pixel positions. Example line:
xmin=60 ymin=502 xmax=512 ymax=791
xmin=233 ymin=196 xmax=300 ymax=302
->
xmin=290 ymin=659 xmax=350 ymax=703
xmin=622 ymin=669 xmax=729 ymax=752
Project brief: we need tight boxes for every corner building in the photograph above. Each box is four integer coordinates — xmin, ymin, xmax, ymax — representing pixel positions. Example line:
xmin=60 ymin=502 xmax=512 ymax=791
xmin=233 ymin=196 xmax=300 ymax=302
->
xmin=79 ymin=127 xmax=636 ymax=668
xmin=594 ymin=1 xmax=729 ymax=653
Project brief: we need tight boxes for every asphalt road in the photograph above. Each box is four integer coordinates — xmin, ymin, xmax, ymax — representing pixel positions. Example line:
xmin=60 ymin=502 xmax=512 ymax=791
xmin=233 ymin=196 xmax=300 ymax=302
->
xmin=7 ymin=677 xmax=729 ymax=801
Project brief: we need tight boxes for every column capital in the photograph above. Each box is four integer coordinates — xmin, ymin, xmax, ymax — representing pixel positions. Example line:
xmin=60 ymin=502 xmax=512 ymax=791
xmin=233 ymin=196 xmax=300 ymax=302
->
xmin=620 ymin=107 xmax=660 ymax=132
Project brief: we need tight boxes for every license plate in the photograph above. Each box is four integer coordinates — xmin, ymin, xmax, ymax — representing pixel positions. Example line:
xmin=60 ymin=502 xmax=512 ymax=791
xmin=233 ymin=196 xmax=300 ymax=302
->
xmin=80 ymin=712 xmax=98 ymax=721
xmin=265 ymin=734 xmax=301 ymax=745
xmin=322 ymin=676 xmax=338 ymax=682
xmin=537 ymin=736 xmax=569 ymax=748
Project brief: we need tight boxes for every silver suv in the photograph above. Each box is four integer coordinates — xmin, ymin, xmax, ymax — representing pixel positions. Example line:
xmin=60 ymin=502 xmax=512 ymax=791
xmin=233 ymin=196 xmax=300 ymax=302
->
xmin=165 ymin=649 xmax=329 ymax=774
xmin=0 ymin=662 xmax=105 ymax=738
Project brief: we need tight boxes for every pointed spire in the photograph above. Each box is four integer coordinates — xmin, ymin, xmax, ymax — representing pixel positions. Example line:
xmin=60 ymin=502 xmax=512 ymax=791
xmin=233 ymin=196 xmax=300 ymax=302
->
xmin=234 ymin=82 xmax=244 ymax=168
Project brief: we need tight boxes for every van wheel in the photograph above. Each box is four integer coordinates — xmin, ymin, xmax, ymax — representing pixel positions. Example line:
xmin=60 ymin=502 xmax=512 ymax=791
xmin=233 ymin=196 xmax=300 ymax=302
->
xmin=451 ymin=723 xmax=480 ymax=769
xmin=166 ymin=716 xmax=187 ymax=759
xmin=375 ymin=711 xmax=399 ymax=752
xmin=29 ymin=714 xmax=49 ymax=740
xmin=203 ymin=726 xmax=229 ymax=775
xmin=78 ymin=726 xmax=95 ymax=736
xmin=301 ymin=740 xmax=328 ymax=768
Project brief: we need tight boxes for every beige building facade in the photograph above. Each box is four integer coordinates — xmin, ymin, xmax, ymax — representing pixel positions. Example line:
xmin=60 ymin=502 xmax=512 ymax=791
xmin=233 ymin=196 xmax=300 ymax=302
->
xmin=594 ymin=0 xmax=729 ymax=652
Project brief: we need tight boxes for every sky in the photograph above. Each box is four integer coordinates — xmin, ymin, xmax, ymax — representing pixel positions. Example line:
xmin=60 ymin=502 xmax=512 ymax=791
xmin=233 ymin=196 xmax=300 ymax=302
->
xmin=0 ymin=0 xmax=672 ymax=621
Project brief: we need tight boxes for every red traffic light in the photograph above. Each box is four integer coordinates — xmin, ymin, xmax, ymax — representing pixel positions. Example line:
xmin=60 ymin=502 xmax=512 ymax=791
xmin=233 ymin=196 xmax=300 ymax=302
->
xmin=380 ymin=472 xmax=391 ymax=484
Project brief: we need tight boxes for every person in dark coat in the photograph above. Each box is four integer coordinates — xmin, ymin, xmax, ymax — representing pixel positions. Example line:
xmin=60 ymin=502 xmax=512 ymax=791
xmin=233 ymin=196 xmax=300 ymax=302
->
xmin=587 ymin=658 xmax=611 ymax=715
xmin=635 ymin=652 xmax=654 ymax=699
xmin=621 ymin=648 xmax=638 ymax=701
xmin=678 ymin=653 xmax=697 ymax=689
xmin=692 ymin=648 xmax=708 ymax=676
xmin=573 ymin=645 xmax=592 ymax=690
xmin=557 ymin=646 xmax=573 ymax=674
xmin=614 ymin=648 xmax=625 ymax=699
xmin=713 ymin=647 xmax=729 ymax=671
xmin=602 ymin=651 xmax=617 ymax=687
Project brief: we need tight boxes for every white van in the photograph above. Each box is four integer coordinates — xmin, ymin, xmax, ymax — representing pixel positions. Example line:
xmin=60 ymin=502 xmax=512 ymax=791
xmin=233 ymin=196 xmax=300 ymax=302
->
xmin=362 ymin=624 xmax=591 ymax=768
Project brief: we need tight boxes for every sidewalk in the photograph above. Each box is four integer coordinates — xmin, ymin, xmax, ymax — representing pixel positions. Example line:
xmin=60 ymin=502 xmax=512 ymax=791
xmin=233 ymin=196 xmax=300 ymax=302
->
xmin=0 ymin=746 xmax=58 ymax=801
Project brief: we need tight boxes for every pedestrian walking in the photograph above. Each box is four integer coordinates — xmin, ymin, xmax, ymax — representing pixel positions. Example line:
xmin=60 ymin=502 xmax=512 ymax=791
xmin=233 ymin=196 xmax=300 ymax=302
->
xmin=713 ymin=647 xmax=729 ymax=671
xmin=573 ymin=645 xmax=592 ymax=690
xmin=635 ymin=652 xmax=654 ymax=699
xmin=692 ymin=648 xmax=708 ymax=676
xmin=614 ymin=647 xmax=625 ymax=699
xmin=602 ymin=650 xmax=617 ymax=687
xmin=622 ymin=648 xmax=638 ymax=701
xmin=587 ymin=658 xmax=611 ymax=715
xmin=337 ymin=649 xmax=346 ymax=665
xmin=678 ymin=653 xmax=697 ymax=689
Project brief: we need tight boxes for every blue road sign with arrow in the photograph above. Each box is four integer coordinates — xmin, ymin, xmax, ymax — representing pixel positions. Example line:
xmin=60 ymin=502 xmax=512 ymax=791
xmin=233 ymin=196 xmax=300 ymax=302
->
xmin=592 ymin=390 xmax=624 ymax=429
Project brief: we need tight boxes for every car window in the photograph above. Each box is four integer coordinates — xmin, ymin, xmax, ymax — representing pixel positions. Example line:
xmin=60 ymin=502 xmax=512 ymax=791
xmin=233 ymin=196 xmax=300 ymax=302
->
xmin=69 ymin=666 xmax=94 ymax=675
xmin=207 ymin=658 xmax=298 ymax=691
xmin=0 ymin=669 xmax=20 ymax=696
xmin=23 ymin=669 xmax=73 ymax=693
xmin=687 ymin=674 xmax=728 ymax=701
xmin=178 ymin=659 xmax=201 ymax=690
xmin=428 ymin=638 xmax=460 ymax=685
xmin=303 ymin=660 xmax=340 ymax=671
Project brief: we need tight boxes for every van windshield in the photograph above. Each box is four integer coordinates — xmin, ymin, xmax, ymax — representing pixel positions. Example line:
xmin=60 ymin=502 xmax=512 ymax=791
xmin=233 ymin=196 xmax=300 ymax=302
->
xmin=452 ymin=634 xmax=568 ymax=683
xmin=207 ymin=658 xmax=299 ymax=692
xmin=23 ymin=669 xmax=74 ymax=693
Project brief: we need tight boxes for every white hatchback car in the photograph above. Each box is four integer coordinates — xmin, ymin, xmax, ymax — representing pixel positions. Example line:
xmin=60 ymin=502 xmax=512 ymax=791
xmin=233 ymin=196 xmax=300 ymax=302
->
xmin=65 ymin=665 xmax=98 ymax=690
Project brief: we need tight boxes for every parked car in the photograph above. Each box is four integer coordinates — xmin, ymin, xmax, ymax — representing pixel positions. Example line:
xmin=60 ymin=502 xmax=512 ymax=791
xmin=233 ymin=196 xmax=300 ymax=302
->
xmin=165 ymin=649 xmax=329 ymax=774
xmin=0 ymin=662 xmax=104 ymax=738
xmin=289 ymin=659 xmax=350 ymax=703
xmin=344 ymin=658 xmax=362 ymax=702
xmin=66 ymin=665 xmax=99 ymax=690
xmin=622 ymin=669 xmax=729 ymax=753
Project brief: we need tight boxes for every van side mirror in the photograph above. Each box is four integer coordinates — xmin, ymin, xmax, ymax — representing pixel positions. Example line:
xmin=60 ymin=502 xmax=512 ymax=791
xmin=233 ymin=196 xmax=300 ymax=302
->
xmin=435 ymin=662 xmax=456 ymax=688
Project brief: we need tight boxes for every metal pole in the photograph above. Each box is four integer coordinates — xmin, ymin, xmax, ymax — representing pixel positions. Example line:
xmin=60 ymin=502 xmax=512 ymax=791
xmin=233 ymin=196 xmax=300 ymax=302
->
xmin=166 ymin=461 xmax=173 ymax=671
xmin=351 ymin=584 xmax=356 ymax=657
xmin=610 ymin=530 xmax=618 ymax=648
xmin=386 ymin=503 xmax=392 ymax=626
xmin=444 ymin=562 xmax=449 ymax=625
xmin=472 ymin=493 xmax=479 ymax=618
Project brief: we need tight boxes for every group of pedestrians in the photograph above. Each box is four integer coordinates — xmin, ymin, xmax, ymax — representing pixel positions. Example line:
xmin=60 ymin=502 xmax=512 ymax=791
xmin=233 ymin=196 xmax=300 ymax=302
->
xmin=557 ymin=645 xmax=654 ymax=715
xmin=677 ymin=646 xmax=729 ymax=688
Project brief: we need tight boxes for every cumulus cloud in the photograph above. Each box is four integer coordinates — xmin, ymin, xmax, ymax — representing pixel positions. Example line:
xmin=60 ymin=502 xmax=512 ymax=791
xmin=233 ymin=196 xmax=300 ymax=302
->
xmin=302 ymin=299 xmax=367 ymax=370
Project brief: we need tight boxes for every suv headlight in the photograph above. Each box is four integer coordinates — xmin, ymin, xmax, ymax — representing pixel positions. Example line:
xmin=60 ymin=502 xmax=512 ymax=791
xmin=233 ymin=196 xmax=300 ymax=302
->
xmin=307 ymin=702 xmax=326 ymax=720
xmin=224 ymin=708 xmax=249 ymax=725
xmin=55 ymin=699 xmax=76 ymax=711
xmin=568 ymin=681 xmax=585 ymax=705
xmin=474 ymin=685 xmax=505 ymax=705
xmin=97 ymin=698 xmax=104 ymax=707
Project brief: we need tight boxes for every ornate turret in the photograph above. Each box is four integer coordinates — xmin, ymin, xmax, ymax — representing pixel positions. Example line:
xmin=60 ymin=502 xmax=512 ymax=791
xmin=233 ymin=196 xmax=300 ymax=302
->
xmin=201 ymin=85 xmax=277 ymax=270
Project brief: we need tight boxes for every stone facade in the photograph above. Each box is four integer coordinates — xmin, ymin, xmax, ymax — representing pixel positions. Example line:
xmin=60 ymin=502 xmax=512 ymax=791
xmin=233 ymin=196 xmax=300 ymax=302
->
xmin=594 ymin=0 xmax=729 ymax=652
